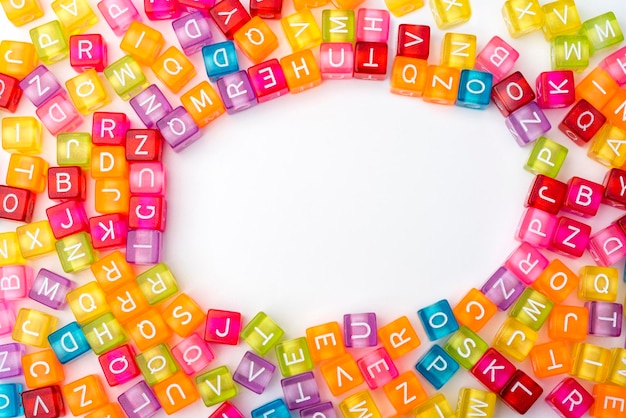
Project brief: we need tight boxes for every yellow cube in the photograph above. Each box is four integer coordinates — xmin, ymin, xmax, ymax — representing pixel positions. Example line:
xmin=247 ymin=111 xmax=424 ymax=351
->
xmin=0 ymin=0 xmax=44 ymax=27
xmin=234 ymin=16 xmax=279 ymax=64
xmin=339 ymin=391 xmax=381 ymax=418
xmin=492 ymin=318 xmax=538 ymax=362
xmin=2 ymin=117 xmax=42 ymax=154
xmin=384 ymin=0 xmax=423 ymax=17
xmin=16 ymin=220 xmax=56 ymax=259
xmin=571 ymin=342 xmax=611 ymax=383
xmin=12 ymin=308 xmax=58 ymax=347
xmin=429 ymin=0 xmax=471 ymax=29
xmin=151 ymin=46 xmax=196 ymax=94
xmin=441 ymin=32 xmax=477 ymax=69
xmin=66 ymin=282 xmax=109 ymax=324
xmin=66 ymin=69 xmax=110 ymax=114
xmin=51 ymin=0 xmax=97 ymax=35
xmin=578 ymin=265 xmax=619 ymax=302
xmin=541 ymin=0 xmax=581 ymax=41
xmin=0 ymin=232 xmax=25 ymax=266
xmin=281 ymin=9 xmax=322 ymax=52
xmin=502 ymin=0 xmax=544 ymax=38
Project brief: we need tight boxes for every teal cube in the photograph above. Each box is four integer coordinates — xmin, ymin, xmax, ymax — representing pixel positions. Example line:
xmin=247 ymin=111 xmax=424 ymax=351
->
xmin=322 ymin=9 xmax=355 ymax=43
xmin=580 ymin=12 xmax=624 ymax=54
xmin=443 ymin=326 xmax=488 ymax=370
xmin=456 ymin=69 xmax=493 ymax=110
xmin=0 ymin=383 xmax=23 ymax=417
xmin=56 ymin=132 xmax=91 ymax=168
xmin=82 ymin=312 xmax=127 ymax=355
xmin=252 ymin=399 xmax=290 ymax=418
xmin=525 ymin=136 xmax=568 ymax=178
xmin=415 ymin=344 xmax=459 ymax=390
xmin=30 ymin=20 xmax=68 ymax=64
xmin=136 ymin=263 xmax=178 ymax=305
xmin=275 ymin=337 xmax=313 ymax=377
xmin=551 ymin=35 xmax=590 ymax=72
xmin=202 ymin=41 xmax=238 ymax=82
xmin=196 ymin=366 xmax=237 ymax=406
xmin=48 ymin=321 xmax=90 ymax=364
xmin=240 ymin=311 xmax=284 ymax=355
xmin=417 ymin=299 xmax=459 ymax=341
xmin=509 ymin=287 xmax=554 ymax=331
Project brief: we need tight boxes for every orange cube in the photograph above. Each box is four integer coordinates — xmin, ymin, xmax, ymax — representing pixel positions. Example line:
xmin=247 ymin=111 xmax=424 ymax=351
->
xmin=233 ymin=16 xmax=279 ymax=64
xmin=6 ymin=154 xmax=48 ymax=193
xmin=390 ymin=56 xmax=428 ymax=98
xmin=120 ymin=21 xmax=164 ymax=65
xmin=151 ymin=46 xmax=196 ymax=94
xmin=280 ymin=49 xmax=322 ymax=94
xmin=126 ymin=309 xmax=172 ymax=351
xmin=161 ymin=293 xmax=206 ymax=338
xmin=305 ymin=321 xmax=345 ymax=363
xmin=22 ymin=349 xmax=65 ymax=389
xmin=62 ymin=375 xmax=108 ymax=416
xmin=85 ymin=403 xmax=125 ymax=418
xmin=94 ymin=178 xmax=130 ymax=214
xmin=423 ymin=65 xmax=460 ymax=105
xmin=91 ymin=251 xmax=136 ymax=293
xmin=532 ymin=258 xmax=578 ymax=304
xmin=377 ymin=316 xmax=420 ymax=359
xmin=548 ymin=305 xmax=588 ymax=341
xmin=603 ymin=89 xmax=626 ymax=132
xmin=319 ymin=352 xmax=364 ymax=396
xmin=180 ymin=81 xmax=225 ymax=128
xmin=591 ymin=384 xmax=626 ymax=418
xmin=452 ymin=288 xmax=497 ymax=332
xmin=153 ymin=372 xmax=200 ymax=414
xmin=106 ymin=282 xmax=150 ymax=324
xmin=529 ymin=340 xmax=572 ymax=378
xmin=91 ymin=146 xmax=128 ymax=179
xmin=382 ymin=371 xmax=427 ymax=414
xmin=576 ymin=66 xmax=620 ymax=111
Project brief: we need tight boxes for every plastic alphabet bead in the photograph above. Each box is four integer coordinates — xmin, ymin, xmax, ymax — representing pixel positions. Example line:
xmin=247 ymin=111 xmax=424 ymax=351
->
xmin=0 ymin=187 xmax=36 ymax=223
xmin=56 ymin=132 xmax=91 ymax=168
xmin=6 ymin=154 xmax=48 ymax=194
xmin=396 ymin=24 xmax=430 ymax=59
xmin=529 ymin=340 xmax=571 ymax=378
xmin=516 ymin=207 xmax=557 ymax=248
xmin=97 ymin=0 xmax=140 ymax=36
xmin=180 ymin=81 xmax=225 ymax=127
xmin=607 ymin=348 xmax=626 ymax=387
xmin=338 ymin=391 xmax=380 ymax=418
xmin=389 ymin=55 xmax=426 ymax=96
xmin=36 ymin=93 xmax=83 ymax=135
xmin=541 ymin=0 xmax=581 ymax=41
xmin=417 ymin=299 xmax=459 ymax=341
xmin=300 ymin=402 xmax=336 ymax=418
xmin=171 ymin=333 xmax=215 ymax=375
xmin=319 ymin=42 xmax=354 ymax=80
xmin=548 ymin=304 xmax=588 ymax=341
xmin=21 ymin=386 xmax=65 ymax=418
xmin=0 ymin=73 xmax=22 ymax=113
xmin=106 ymin=282 xmax=150 ymax=323
xmin=471 ymin=347 xmax=516 ymax=393
xmin=457 ymin=388 xmax=496 ymax=418
xmin=559 ymin=99 xmax=606 ymax=146
xmin=46 ymin=200 xmax=90 ymax=239
xmin=61 ymin=375 xmax=108 ymax=415
xmin=161 ymin=293 xmax=204 ymax=337
xmin=210 ymin=402 xmax=244 ymax=418
xmin=415 ymin=344 xmax=459 ymax=390
xmin=0 ymin=383 xmax=24 ymax=417
xmin=151 ymin=46 xmax=196 ymax=94
xmin=126 ymin=309 xmax=171 ymax=351
xmin=504 ymin=241 xmax=548 ymax=284
xmin=545 ymin=377 xmax=593 ymax=418
xmin=377 ymin=315 xmax=420 ymax=359
xmin=441 ymin=33 xmax=476 ymax=69
xmin=429 ymin=0 xmax=471 ymax=29
xmin=85 ymin=403 xmax=125 ymax=418
xmin=135 ymin=343 xmax=179 ymax=386
xmin=204 ymin=309 xmax=241 ymax=345
xmin=322 ymin=9 xmax=355 ymax=43
xmin=551 ymin=35 xmax=590 ymax=72
xmin=19 ymin=66 xmax=62 ymax=107
xmin=82 ymin=312 xmax=127 ymax=355
xmin=442 ymin=326 xmax=488 ymax=370
xmin=579 ymin=265 xmax=619 ymax=302
xmin=505 ymin=101 xmax=552 ymax=146
xmin=0 ymin=264 xmax=31 ymax=300
xmin=195 ymin=366 xmax=237 ymax=406
xmin=353 ymin=41 xmax=388 ymax=80
xmin=0 ymin=233 xmax=25 ymax=266
xmin=13 ymin=308 xmax=57 ymax=348
xmin=152 ymin=372 xmax=199 ymax=415
xmin=232 ymin=350 xmax=275 ymax=394
xmin=0 ymin=0 xmax=43 ymax=26
xmin=590 ymin=384 xmax=626 ymax=418
xmin=51 ymin=0 xmax=97 ymax=35
xmin=576 ymin=67 xmax=620 ymax=112
xmin=251 ymin=399 xmax=290 ymax=418
xmin=126 ymin=229 xmax=163 ymax=265
xmin=384 ymin=0 xmax=421 ymax=17
xmin=120 ymin=21 xmax=164 ymax=66
xmin=0 ymin=343 xmax=24 ymax=378
xmin=29 ymin=20 xmax=69 ymax=64
xmin=98 ymin=344 xmax=140 ymax=386
xmin=0 ymin=301 xmax=15 ymax=338
xmin=356 ymin=347 xmax=398 ymax=389
xmin=456 ymin=69 xmax=492 ymax=109
xmin=480 ymin=266 xmax=525 ymax=310
xmin=423 ymin=65 xmax=460 ymax=105
xmin=157 ymin=106 xmax=202 ymax=151
xmin=66 ymin=281 xmax=109 ymax=324
xmin=202 ymin=41 xmax=239 ymax=82
xmin=355 ymin=8 xmax=389 ymax=43
xmin=586 ymin=301 xmax=622 ymax=336
xmin=343 ymin=312 xmax=377 ymax=348
xmin=144 ymin=0 xmax=180 ymax=20
xmin=491 ymin=71 xmax=535 ymax=117
xmin=66 ymin=69 xmax=111 ymax=114
xmin=117 ymin=381 xmax=161 ymax=418
xmin=216 ymin=71 xmax=258 ymax=115
xmin=600 ymin=46 xmax=626 ymax=86
xmin=280 ymin=49 xmax=322 ymax=93
xmin=281 ymin=372 xmax=320 ymax=410
xmin=172 ymin=12 xmax=213 ymax=56
xmin=209 ymin=0 xmax=250 ymax=39
xmin=526 ymin=174 xmax=567 ymax=215
xmin=94 ymin=178 xmax=130 ymax=214
xmin=21 ymin=349 xmax=65 ymax=388
xmin=69 ymin=34 xmax=107 ymax=72
xmin=382 ymin=371 xmax=427 ymax=414
xmin=319 ymin=353 xmax=363 ymax=396
xmin=413 ymin=394 xmax=455 ymax=417
xmin=89 ymin=213 xmax=128 ymax=250
xmin=275 ymin=337 xmax=313 ymax=377
xmin=48 ymin=166 xmax=86 ymax=201
xmin=571 ymin=342 xmax=610 ymax=383
xmin=492 ymin=317 xmax=538 ymax=362
xmin=126 ymin=129 xmax=164 ymax=161
xmin=536 ymin=70 xmax=575 ymax=109
xmin=247 ymin=59 xmax=289 ymax=102
xmin=249 ymin=0 xmax=281 ymax=19
xmin=136 ymin=263 xmax=177 ymax=305
xmin=501 ymin=0 xmax=543 ymax=38
xmin=509 ymin=287 xmax=553 ymax=331
xmin=580 ymin=12 xmax=623 ymax=53
xmin=452 ymin=288 xmax=497 ymax=332
xmin=0 ymin=41 xmax=38 ymax=80
xmin=305 ymin=321 xmax=345 ymax=362
xmin=48 ymin=321 xmax=90 ymax=363
xmin=603 ymin=168 xmax=626 ymax=209
xmin=499 ymin=370 xmax=543 ymax=414
xmin=532 ymin=258 xmax=578 ymax=303
xmin=281 ymin=9 xmax=322 ymax=52
xmin=103 ymin=55 xmax=148 ymax=101
xmin=233 ymin=16 xmax=279 ymax=65
xmin=588 ymin=124 xmax=626 ymax=170
xmin=129 ymin=85 xmax=172 ymax=129
xmin=91 ymin=251 xmax=136 ymax=293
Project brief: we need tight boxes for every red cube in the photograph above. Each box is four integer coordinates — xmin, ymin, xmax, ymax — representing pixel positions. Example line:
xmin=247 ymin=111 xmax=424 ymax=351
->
xmin=559 ymin=99 xmax=606 ymax=146
xmin=491 ymin=71 xmax=535 ymax=117
xmin=0 ymin=185 xmax=36 ymax=222
xmin=128 ymin=196 xmax=166 ymax=231
xmin=205 ymin=309 xmax=242 ymax=345
xmin=69 ymin=34 xmax=108 ymax=72
xmin=22 ymin=386 xmax=65 ymax=418
xmin=354 ymin=42 xmax=388 ymax=81
xmin=92 ymin=112 xmax=129 ymax=145
xmin=603 ymin=168 xmax=626 ymax=208
xmin=90 ymin=213 xmax=128 ymax=250
xmin=0 ymin=73 xmax=22 ymax=113
xmin=125 ymin=129 xmax=163 ymax=161
xmin=48 ymin=166 xmax=86 ymax=201
xmin=46 ymin=200 xmax=90 ymax=239
xmin=563 ymin=176 xmax=604 ymax=218
xmin=209 ymin=0 xmax=250 ymax=39
xmin=249 ymin=0 xmax=281 ymax=19
xmin=525 ymin=174 xmax=567 ymax=215
xmin=549 ymin=216 xmax=592 ymax=258
xmin=499 ymin=370 xmax=543 ymax=414
xmin=396 ymin=24 xmax=430 ymax=60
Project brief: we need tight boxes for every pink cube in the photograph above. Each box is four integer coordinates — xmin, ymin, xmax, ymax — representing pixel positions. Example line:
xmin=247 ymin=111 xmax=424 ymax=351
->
xmin=470 ymin=348 xmax=516 ymax=393
xmin=46 ymin=200 xmax=90 ymax=239
xmin=356 ymin=347 xmax=398 ymax=389
xmin=588 ymin=223 xmax=626 ymax=267
xmin=545 ymin=377 xmax=593 ymax=418
xmin=69 ymin=34 xmax=108 ymax=72
xmin=144 ymin=0 xmax=181 ymax=20
xmin=128 ymin=196 xmax=167 ymax=231
xmin=549 ymin=217 xmax=591 ymax=258
xmin=0 ymin=301 xmax=16 ymax=336
xmin=247 ymin=59 xmax=289 ymax=103
xmin=536 ymin=71 xmax=575 ymax=109
xmin=599 ymin=45 xmax=626 ymax=86
xmin=204 ymin=309 xmax=242 ymax=345
xmin=474 ymin=36 xmax=519 ymax=82
xmin=35 ymin=93 xmax=82 ymax=135
xmin=515 ymin=207 xmax=557 ymax=248
xmin=92 ymin=112 xmax=129 ymax=145
xmin=99 ymin=344 xmax=140 ymax=386
xmin=97 ymin=0 xmax=140 ymax=36
xmin=129 ymin=162 xmax=166 ymax=195
xmin=171 ymin=333 xmax=215 ymax=375
xmin=320 ymin=43 xmax=354 ymax=80
xmin=504 ymin=242 xmax=549 ymax=285
xmin=0 ymin=265 xmax=33 ymax=300
xmin=563 ymin=177 xmax=604 ymax=218
xmin=356 ymin=8 xmax=390 ymax=43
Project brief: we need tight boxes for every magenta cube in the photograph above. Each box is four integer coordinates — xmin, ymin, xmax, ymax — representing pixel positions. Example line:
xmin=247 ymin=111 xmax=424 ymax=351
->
xmin=248 ymin=59 xmax=289 ymax=103
xmin=301 ymin=402 xmax=336 ymax=418
xmin=130 ymin=85 xmax=172 ymax=129
xmin=586 ymin=301 xmax=622 ymax=337
xmin=474 ymin=36 xmax=519 ymax=82
xmin=545 ymin=377 xmax=593 ymax=418
xmin=0 ymin=301 xmax=15 ymax=337
xmin=205 ymin=309 xmax=242 ymax=345
xmin=172 ymin=333 xmax=215 ymax=375
xmin=129 ymin=162 xmax=166 ymax=195
xmin=563 ymin=177 xmax=604 ymax=218
xmin=118 ymin=381 xmax=161 ymax=418
xmin=92 ymin=112 xmax=129 ymax=145
xmin=281 ymin=372 xmax=320 ymax=410
xmin=36 ymin=93 xmax=82 ymax=135
xmin=356 ymin=347 xmax=398 ymax=389
xmin=217 ymin=71 xmax=258 ymax=115
xmin=599 ymin=45 xmax=626 ymax=86
xmin=145 ymin=0 xmax=181 ymax=20
xmin=480 ymin=266 xmax=525 ymax=310
xmin=99 ymin=344 xmax=140 ymax=386
xmin=536 ymin=70 xmax=575 ymax=109
xmin=470 ymin=348 xmax=516 ymax=393
xmin=0 ymin=265 xmax=33 ymax=300
xmin=69 ymin=34 xmax=108 ymax=72
xmin=172 ymin=12 xmax=213 ymax=56
xmin=89 ymin=213 xmax=128 ymax=250
xmin=178 ymin=0 xmax=214 ymax=14
xmin=0 ymin=343 xmax=25 ymax=378
xmin=233 ymin=351 xmax=276 ymax=394
xmin=19 ymin=65 xmax=62 ymax=107
xmin=343 ymin=312 xmax=377 ymax=348
xmin=504 ymin=242 xmax=549 ymax=285
xmin=97 ymin=0 xmax=141 ymax=35
xmin=589 ymin=223 xmax=626 ymax=267
xmin=210 ymin=402 xmax=244 ymax=418
xmin=28 ymin=268 xmax=75 ymax=310
xmin=126 ymin=229 xmax=162 ymax=265
xmin=505 ymin=101 xmax=551 ymax=146
xmin=156 ymin=106 xmax=201 ymax=152
xmin=320 ymin=43 xmax=354 ymax=80
xmin=46 ymin=200 xmax=90 ymax=239
xmin=515 ymin=207 xmax=557 ymax=248
xmin=356 ymin=8 xmax=390 ymax=43
xmin=549 ymin=216 xmax=591 ymax=258
xmin=129 ymin=196 xmax=167 ymax=231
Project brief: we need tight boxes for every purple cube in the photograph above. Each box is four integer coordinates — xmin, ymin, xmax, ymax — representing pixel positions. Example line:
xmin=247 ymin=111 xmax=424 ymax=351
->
xmin=281 ymin=372 xmax=320 ymax=410
xmin=504 ymin=101 xmax=551 ymax=147
xmin=19 ymin=65 xmax=62 ymax=107
xmin=343 ymin=312 xmax=377 ymax=348
xmin=216 ymin=70 xmax=258 ymax=115
xmin=586 ymin=301 xmax=622 ymax=337
xmin=118 ymin=381 xmax=161 ymax=418
xmin=28 ymin=268 xmax=75 ymax=310
xmin=480 ymin=266 xmax=525 ymax=311
xmin=130 ymin=85 xmax=172 ymax=128
xmin=233 ymin=351 xmax=275 ymax=394
xmin=0 ymin=343 xmax=25 ymax=378
xmin=156 ymin=106 xmax=201 ymax=152
xmin=301 ymin=402 xmax=337 ymax=418
xmin=172 ymin=12 xmax=213 ymax=56
xmin=126 ymin=229 xmax=162 ymax=265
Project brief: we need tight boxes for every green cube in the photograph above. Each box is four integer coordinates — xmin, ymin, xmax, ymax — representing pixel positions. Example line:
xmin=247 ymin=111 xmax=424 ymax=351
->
xmin=551 ymin=35 xmax=590 ymax=72
xmin=136 ymin=263 xmax=178 ymax=305
xmin=275 ymin=337 xmax=314 ymax=377
xmin=82 ymin=313 xmax=127 ymax=355
xmin=509 ymin=288 xmax=554 ymax=331
xmin=55 ymin=232 xmax=96 ymax=273
xmin=240 ymin=311 xmax=284 ymax=355
xmin=525 ymin=136 xmax=568 ymax=178
xmin=136 ymin=343 xmax=179 ymax=386
xmin=30 ymin=20 xmax=68 ymax=64
xmin=104 ymin=55 xmax=149 ymax=101
xmin=321 ymin=9 xmax=355 ymax=43
xmin=57 ymin=132 xmax=92 ymax=168
xmin=195 ymin=366 xmax=237 ymax=406
xmin=443 ymin=326 xmax=488 ymax=370
xmin=580 ymin=12 xmax=624 ymax=54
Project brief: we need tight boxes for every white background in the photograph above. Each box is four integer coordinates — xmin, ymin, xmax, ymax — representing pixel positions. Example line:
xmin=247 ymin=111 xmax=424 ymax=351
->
xmin=1 ymin=0 xmax=626 ymax=417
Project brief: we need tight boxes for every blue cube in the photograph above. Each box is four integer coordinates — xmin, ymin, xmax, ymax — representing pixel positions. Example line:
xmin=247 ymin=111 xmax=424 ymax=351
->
xmin=202 ymin=41 xmax=239 ymax=82
xmin=456 ymin=69 xmax=493 ymax=110
xmin=48 ymin=321 xmax=91 ymax=364
xmin=417 ymin=299 xmax=459 ymax=341
xmin=251 ymin=399 xmax=290 ymax=418
xmin=0 ymin=383 xmax=23 ymax=417
xmin=415 ymin=345 xmax=459 ymax=389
